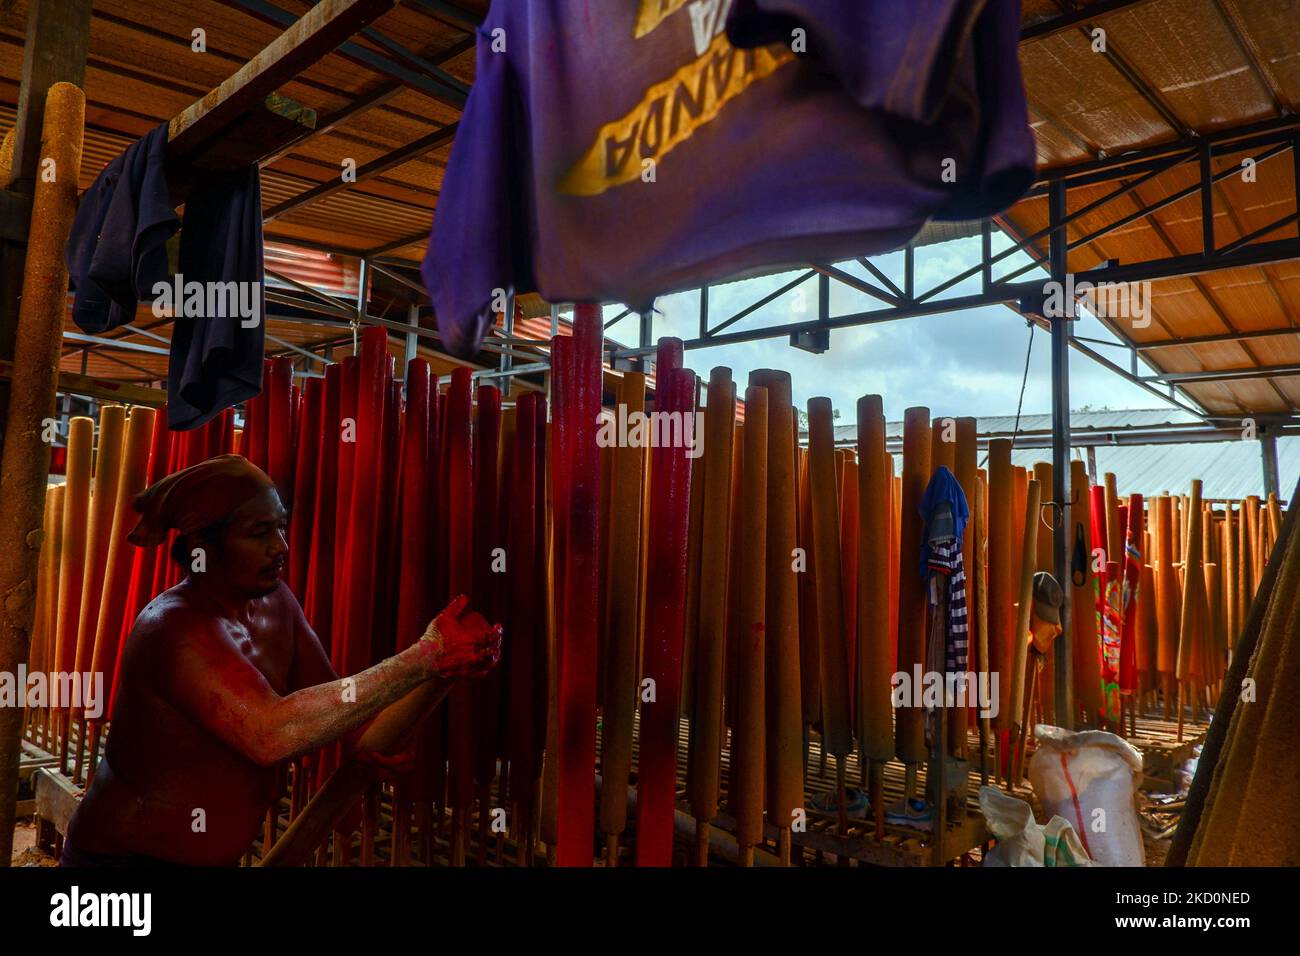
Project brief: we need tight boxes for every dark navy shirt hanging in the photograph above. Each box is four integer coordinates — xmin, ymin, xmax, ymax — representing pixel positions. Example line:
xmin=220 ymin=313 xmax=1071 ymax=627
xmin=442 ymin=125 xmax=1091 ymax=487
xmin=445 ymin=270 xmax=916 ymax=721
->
xmin=65 ymin=123 xmax=266 ymax=431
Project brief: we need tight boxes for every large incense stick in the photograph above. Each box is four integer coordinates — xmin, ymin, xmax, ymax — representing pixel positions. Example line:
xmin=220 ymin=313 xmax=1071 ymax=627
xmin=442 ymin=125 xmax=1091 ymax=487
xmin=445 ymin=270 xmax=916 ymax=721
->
xmin=856 ymin=396 xmax=892 ymax=831
xmin=896 ymin=408 xmax=931 ymax=769
xmin=1154 ymin=496 xmax=1180 ymax=718
xmin=1033 ymin=461 xmax=1054 ymax=725
xmin=1170 ymin=474 xmax=1300 ymax=866
xmin=1009 ymin=478 xmax=1041 ymax=786
xmin=72 ymin=405 xmax=126 ymax=716
xmin=601 ymin=373 xmax=647 ymax=861
xmin=472 ymin=384 xmax=504 ymax=863
xmin=985 ymin=439 xmax=1013 ymax=778
xmin=288 ymin=378 xmax=323 ymax=600
xmin=796 ymin=446 xmax=820 ymax=737
xmin=507 ymin=393 xmax=545 ymax=864
xmin=808 ymin=397 xmax=852 ymax=841
xmin=1176 ymin=480 xmax=1206 ymax=740
xmin=52 ymin=417 xmax=93 ymax=771
xmin=687 ymin=369 xmax=733 ymax=865
xmin=753 ymin=372 xmax=801 ymax=864
xmin=731 ymin=385 xmax=768 ymax=866
xmin=1069 ymin=460 xmax=1099 ymax=727
xmin=444 ymin=366 xmax=475 ymax=863
xmin=556 ymin=306 xmax=603 ymax=866
xmin=85 ymin=406 xmax=156 ymax=781
xmin=635 ymin=355 xmax=695 ymax=866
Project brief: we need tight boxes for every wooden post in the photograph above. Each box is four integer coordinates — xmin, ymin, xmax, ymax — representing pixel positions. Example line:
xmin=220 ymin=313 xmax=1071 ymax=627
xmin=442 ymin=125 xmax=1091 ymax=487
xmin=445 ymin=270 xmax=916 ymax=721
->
xmin=0 ymin=76 xmax=85 ymax=865
xmin=0 ymin=0 xmax=93 ymax=431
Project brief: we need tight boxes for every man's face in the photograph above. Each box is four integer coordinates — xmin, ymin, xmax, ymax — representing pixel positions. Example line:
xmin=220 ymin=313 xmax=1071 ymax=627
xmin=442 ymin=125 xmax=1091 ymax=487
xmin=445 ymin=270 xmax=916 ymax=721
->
xmin=213 ymin=488 xmax=289 ymax=598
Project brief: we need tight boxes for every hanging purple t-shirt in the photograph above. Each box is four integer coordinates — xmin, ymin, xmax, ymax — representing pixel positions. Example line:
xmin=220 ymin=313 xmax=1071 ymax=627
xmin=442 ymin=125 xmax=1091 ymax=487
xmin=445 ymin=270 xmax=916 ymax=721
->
xmin=424 ymin=0 xmax=1035 ymax=357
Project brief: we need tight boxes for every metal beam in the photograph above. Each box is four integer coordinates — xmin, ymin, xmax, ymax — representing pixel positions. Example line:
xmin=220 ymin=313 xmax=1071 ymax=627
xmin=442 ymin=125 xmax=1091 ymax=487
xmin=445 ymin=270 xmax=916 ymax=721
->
xmin=1147 ymin=364 xmax=1300 ymax=385
xmin=1020 ymin=0 xmax=1154 ymax=42
xmin=62 ymin=331 xmax=170 ymax=356
xmin=1002 ymin=140 xmax=1294 ymax=287
xmin=1261 ymin=428 xmax=1281 ymax=498
xmin=266 ymin=268 xmax=358 ymax=318
xmin=1029 ymin=115 xmax=1300 ymax=191
xmin=404 ymin=303 xmax=420 ymax=372
xmin=1048 ymin=180 xmax=1073 ymax=729
xmin=257 ymin=33 xmax=473 ymax=168
xmin=500 ymin=292 xmax=515 ymax=396
xmin=260 ymin=81 xmax=403 ymax=168
xmin=369 ymin=261 xmax=430 ymax=298
xmin=408 ymin=0 xmax=484 ymax=30
xmin=168 ymin=0 xmax=400 ymax=163
xmin=227 ymin=0 xmax=468 ymax=107
xmin=1210 ymin=0 xmax=1287 ymax=115
xmin=365 ymin=230 xmax=429 ymax=258
xmin=1135 ymin=327 xmax=1300 ymax=352
xmin=827 ymin=421 xmax=1300 ymax=451
xmin=602 ymin=230 xmax=1300 ymax=360
xmin=266 ymin=333 xmax=330 ymax=366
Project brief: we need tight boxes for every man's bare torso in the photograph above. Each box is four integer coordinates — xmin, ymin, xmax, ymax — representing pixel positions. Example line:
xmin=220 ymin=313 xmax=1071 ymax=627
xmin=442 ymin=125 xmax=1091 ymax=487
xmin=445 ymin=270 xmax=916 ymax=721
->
xmin=65 ymin=579 xmax=316 ymax=866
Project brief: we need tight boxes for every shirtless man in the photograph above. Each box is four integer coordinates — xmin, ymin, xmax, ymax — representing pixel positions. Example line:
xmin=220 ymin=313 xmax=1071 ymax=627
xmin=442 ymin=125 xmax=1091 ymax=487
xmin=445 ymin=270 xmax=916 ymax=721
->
xmin=61 ymin=455 xmax=502 ymax=866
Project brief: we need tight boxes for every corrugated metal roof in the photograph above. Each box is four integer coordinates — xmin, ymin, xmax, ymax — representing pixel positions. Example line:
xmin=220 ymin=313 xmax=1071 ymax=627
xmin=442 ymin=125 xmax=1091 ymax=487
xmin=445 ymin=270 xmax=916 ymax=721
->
xmin=822 ymin=407 xmax=1201 ymax=443
xmin=808 ymin=407 xmax=1293 ymax=499
xmin=1010 ymin=0 xmax=1300 ymax=419
xmin=1010 ymin=438 xmax=1299 ymax=501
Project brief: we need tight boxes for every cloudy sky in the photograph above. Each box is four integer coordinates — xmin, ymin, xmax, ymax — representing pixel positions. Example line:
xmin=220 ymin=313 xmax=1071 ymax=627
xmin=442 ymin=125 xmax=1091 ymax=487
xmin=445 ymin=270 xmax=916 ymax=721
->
xmin=600 ymin=231 xmax=1164 ymax=423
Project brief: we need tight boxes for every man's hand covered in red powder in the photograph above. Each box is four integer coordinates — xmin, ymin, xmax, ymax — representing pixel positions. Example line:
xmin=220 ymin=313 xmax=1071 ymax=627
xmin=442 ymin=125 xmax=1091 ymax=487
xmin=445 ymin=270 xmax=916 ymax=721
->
xmin=419 ymin=594 xmax=502 ymax=680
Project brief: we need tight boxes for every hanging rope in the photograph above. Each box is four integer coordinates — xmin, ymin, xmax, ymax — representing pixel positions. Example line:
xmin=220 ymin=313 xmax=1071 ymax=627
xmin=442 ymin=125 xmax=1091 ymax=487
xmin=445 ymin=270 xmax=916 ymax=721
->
xmin=1009 ymin=318 xmax=1035 ymax=452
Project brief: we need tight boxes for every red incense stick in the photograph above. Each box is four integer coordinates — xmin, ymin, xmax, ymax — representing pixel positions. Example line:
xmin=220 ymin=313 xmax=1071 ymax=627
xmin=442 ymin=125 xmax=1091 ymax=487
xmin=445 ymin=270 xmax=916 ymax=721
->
xmin=635 ymin=341 xmax=695 ymax=867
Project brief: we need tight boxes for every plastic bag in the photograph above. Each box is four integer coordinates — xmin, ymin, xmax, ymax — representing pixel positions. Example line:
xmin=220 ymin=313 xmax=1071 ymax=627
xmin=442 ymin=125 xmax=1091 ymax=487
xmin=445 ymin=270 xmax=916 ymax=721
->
xmin=1028 ymin=725 xmax=1144 ymax=867
xmin=978 ymin=786 xmax=1093 ymax=867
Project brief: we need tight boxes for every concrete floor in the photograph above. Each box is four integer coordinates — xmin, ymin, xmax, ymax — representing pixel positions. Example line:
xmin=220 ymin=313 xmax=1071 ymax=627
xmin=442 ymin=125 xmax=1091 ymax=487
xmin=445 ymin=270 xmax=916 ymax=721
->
xmin=9 ymin=820 xmax=57 ymax=867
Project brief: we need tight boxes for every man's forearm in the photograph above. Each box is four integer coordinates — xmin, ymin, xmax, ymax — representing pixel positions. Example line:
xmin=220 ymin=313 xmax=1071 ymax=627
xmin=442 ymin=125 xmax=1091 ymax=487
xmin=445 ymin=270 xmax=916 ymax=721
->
xmin=346 ymin=678 xmax=454 ymax=756
xmin=257 ymin=642 xmax=436 ymax=766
